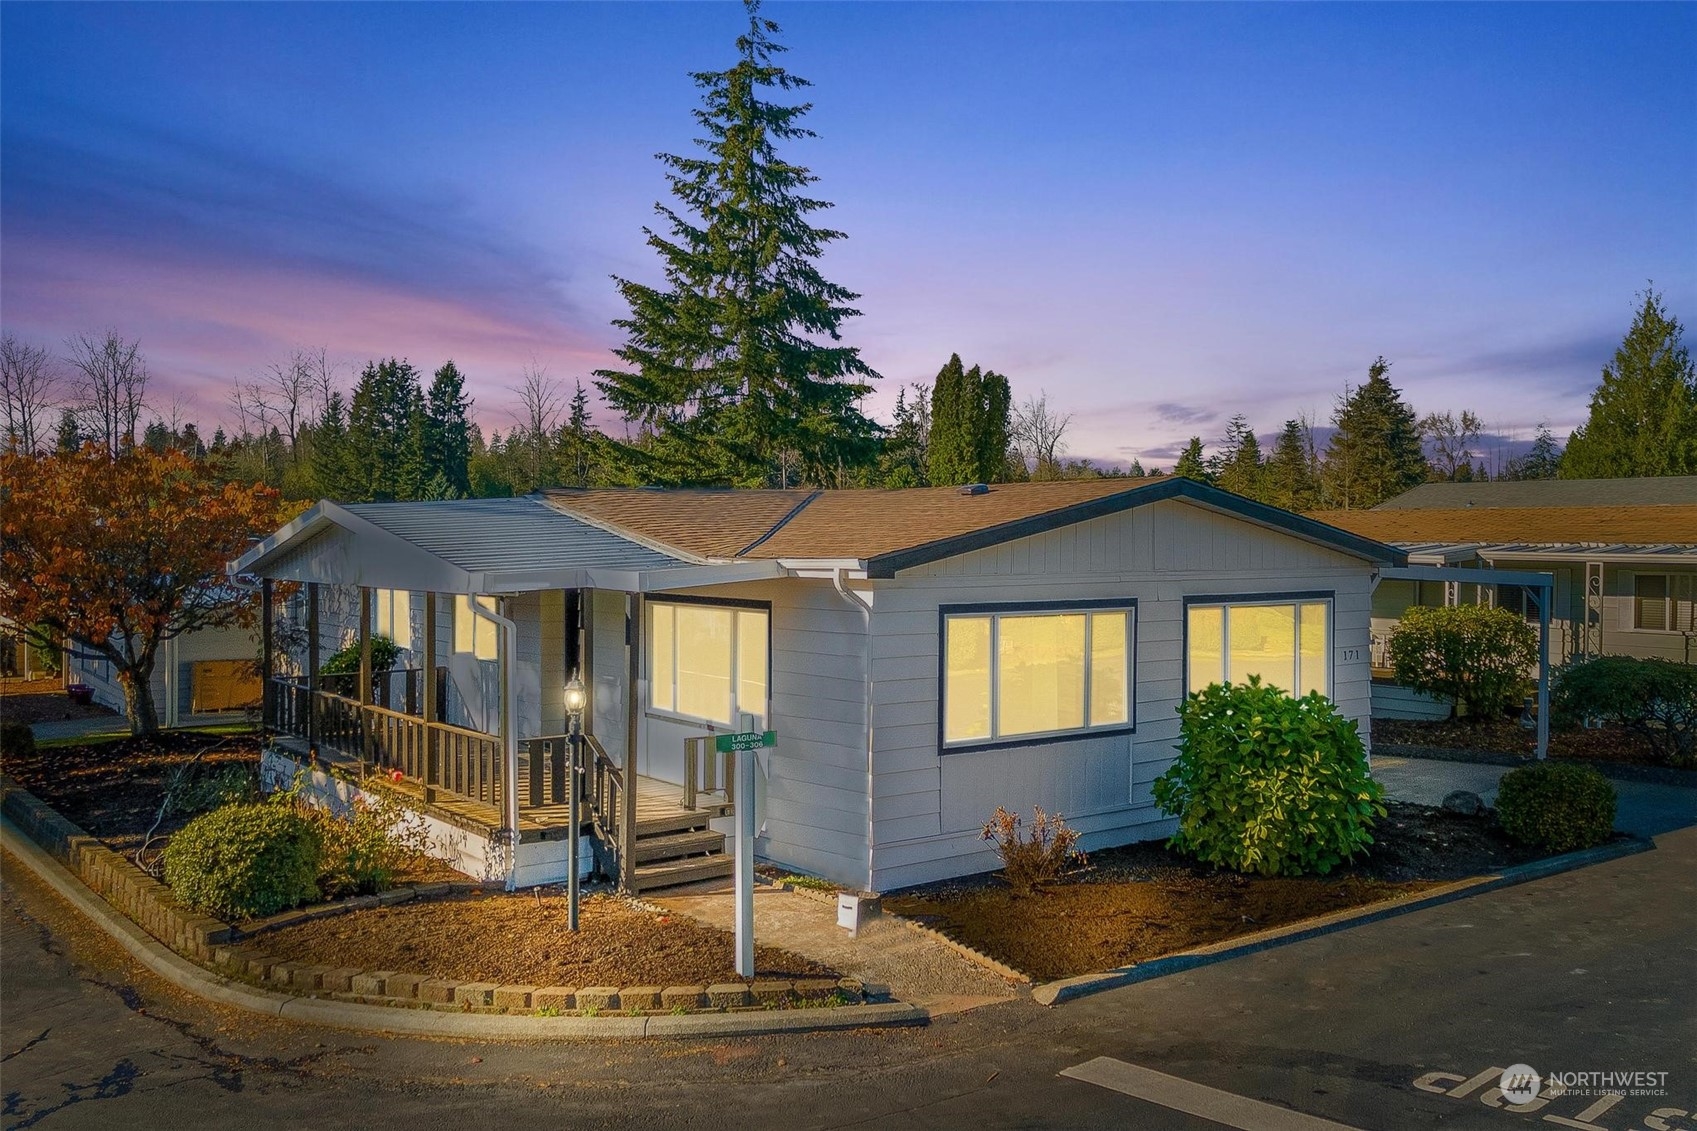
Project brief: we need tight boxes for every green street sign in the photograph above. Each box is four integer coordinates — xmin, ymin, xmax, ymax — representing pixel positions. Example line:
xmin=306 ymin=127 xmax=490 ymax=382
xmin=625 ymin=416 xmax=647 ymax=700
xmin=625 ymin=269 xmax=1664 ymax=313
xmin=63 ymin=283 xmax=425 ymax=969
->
xmin=714 ymin=730 xmax=775 ymax=753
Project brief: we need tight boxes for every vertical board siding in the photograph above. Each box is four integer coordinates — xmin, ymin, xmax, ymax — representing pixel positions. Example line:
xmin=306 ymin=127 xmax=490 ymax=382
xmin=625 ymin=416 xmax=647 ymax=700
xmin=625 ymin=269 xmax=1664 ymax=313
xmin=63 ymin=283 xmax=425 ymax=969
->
xmin=869 ymin=498 xmax=1378 ymax=890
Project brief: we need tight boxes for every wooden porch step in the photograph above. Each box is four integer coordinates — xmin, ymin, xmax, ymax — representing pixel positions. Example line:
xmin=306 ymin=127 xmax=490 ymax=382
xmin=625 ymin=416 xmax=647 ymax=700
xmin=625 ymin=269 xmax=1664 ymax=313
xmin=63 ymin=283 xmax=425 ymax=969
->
xmin=633 ymin=828 xmax=726 ymax=864
xmin=633 ymin=854 xmax=733 ymax=893
xmin=632 ymin=810 xmax=714 ymax=837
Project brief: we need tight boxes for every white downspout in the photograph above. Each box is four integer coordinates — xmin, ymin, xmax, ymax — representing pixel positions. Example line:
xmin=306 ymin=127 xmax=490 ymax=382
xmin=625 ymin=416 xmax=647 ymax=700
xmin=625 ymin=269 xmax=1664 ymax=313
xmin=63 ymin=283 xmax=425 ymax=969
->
xmin=831 ymin=567 xmax=875 ymax=894
xmin=472 ymin=596 xmax=521 ymax=891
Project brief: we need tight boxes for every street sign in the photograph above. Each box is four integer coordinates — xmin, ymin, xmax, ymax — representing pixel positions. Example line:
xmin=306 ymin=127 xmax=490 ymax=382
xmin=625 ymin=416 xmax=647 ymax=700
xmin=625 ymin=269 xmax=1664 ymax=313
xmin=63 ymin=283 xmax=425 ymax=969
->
xmin=714 ymin=729 xmax=775 ymax=754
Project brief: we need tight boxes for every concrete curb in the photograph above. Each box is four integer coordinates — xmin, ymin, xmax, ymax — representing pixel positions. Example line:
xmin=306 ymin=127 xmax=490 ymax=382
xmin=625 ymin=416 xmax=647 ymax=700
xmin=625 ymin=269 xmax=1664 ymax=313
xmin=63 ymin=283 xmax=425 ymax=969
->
xmin=0 ymin=816 xmax=929 ymax=1040
xmin=1030 ymin=835 xmax=1654 ymax=1006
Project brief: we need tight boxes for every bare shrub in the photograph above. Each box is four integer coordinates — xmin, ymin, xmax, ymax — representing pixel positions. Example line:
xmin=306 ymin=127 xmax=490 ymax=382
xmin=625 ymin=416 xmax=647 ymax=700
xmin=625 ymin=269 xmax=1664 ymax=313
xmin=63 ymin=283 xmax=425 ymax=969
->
xmin=981 ymin=805 xmax=1084 ymax=895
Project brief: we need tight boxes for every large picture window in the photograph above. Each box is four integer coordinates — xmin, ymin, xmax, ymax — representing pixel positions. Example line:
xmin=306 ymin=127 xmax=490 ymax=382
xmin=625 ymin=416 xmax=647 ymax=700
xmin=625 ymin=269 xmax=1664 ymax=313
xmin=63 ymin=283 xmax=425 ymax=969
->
xmin=942 ymin=604 xmax=1133 ymax=748
xmin=648 ymin=601 xmax=768 ymax=727
xmin=1187 ymin=597 xmax=1330 ymax=697
xmin=372 ymin=589 xmax=413 ymax=650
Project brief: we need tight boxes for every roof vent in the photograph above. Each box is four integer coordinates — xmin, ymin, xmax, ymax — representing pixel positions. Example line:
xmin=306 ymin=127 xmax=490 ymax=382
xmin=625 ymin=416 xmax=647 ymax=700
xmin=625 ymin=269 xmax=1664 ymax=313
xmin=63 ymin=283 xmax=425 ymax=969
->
xmin=958 ymin=483 xmax=990 ymax=496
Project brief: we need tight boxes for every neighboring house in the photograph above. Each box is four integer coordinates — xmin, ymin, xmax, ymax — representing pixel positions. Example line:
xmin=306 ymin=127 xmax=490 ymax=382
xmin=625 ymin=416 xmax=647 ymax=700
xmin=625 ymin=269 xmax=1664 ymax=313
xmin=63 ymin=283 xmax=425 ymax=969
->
xmin=1312 ymin=477 xmax=1697 ymax=719
xmin=233 ymin=479 xmax=1401 ymax=893
xmin=64 ymin=624 xmax=262 ymax=725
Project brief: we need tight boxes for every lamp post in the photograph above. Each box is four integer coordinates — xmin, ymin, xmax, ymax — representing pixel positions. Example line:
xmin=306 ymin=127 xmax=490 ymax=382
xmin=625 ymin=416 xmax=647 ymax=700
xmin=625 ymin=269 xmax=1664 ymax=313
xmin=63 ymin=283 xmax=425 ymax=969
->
xmin=563 ymin=672 xmax=587 ymax=931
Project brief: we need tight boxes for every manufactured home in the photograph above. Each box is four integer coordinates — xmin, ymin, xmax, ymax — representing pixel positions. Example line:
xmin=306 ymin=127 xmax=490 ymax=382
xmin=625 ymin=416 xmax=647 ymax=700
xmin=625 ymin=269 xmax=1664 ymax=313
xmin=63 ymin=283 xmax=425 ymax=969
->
xmin=233 ymin=478 xmax=1402 ymax=893
xmin=1314 ymin=477 xmax=1697 ymax=720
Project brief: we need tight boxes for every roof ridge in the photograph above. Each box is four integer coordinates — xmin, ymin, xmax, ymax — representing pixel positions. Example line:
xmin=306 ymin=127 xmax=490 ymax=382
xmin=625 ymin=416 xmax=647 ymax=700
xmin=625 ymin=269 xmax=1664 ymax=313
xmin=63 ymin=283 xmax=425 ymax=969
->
xmin=529 ymin=492 xmax=708 ymax=564
xmin=734 ymin=490 xmax=823 ymax=557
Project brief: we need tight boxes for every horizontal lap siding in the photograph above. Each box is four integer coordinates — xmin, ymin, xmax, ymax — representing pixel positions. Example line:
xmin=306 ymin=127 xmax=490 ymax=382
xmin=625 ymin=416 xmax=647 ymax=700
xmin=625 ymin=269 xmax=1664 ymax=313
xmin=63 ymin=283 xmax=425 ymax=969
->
xmin=653 ymin=579 xmax=870 ymax=887
xmin=868 ymin=499 xmax=1378 ymax=891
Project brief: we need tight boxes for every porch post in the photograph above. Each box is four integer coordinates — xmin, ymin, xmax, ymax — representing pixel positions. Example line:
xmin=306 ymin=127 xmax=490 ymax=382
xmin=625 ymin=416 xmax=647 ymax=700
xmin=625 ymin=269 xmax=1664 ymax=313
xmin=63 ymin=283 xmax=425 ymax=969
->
xmin=260 ymin=579 xmax=273 ymax=731
xmin=500 ymin=597 xmax=519 ymax=890
xmin=358 ymin=587 xmax=372 ymax=777
xmin=423 ymin=591 xmax=438 ymax=801
xmin=1536 ymin=577 xmax=1551 ymax=761
xmin=306 ymin=582 xmax=320 ymax=749
xmin=622 ymin=591 xmax=641 ymax=892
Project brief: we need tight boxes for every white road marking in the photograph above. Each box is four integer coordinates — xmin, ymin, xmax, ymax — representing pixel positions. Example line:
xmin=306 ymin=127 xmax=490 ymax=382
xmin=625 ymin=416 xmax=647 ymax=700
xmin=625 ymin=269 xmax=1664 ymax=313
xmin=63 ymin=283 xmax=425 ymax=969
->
xmin=1059 ymin=1056 xmax=1366 ymax=1131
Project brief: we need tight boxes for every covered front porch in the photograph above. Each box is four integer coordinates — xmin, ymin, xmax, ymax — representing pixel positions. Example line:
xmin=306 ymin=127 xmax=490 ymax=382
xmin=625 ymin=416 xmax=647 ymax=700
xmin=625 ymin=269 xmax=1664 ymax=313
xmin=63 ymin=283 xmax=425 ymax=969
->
xmin=236 ymin=498 xmax=767 ymax=892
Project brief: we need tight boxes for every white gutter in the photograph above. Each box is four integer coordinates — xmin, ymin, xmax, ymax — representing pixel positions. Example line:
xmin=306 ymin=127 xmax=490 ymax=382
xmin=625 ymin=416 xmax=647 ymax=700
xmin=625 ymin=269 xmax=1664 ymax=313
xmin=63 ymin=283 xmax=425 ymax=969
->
xmin=830 ymin=567 xmax=876 ymax=894
xmin=470 ymin=595 xmax=522 ymax=891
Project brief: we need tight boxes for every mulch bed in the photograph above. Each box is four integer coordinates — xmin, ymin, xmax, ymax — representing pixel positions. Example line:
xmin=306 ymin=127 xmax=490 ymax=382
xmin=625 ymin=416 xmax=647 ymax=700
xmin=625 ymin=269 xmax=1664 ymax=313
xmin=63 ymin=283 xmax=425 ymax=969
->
xmin=1374 ymin=717 xmax=1659 ymax=766
xmin=257 ymin=889 xmax=839 ymax=987
xmin=0 ymin=730 xmax=456 ymax=887
xmin=0 ymin=681 xmax=121 ymax=725
xmin=884 ymin=802 xmax=1556 ymax=982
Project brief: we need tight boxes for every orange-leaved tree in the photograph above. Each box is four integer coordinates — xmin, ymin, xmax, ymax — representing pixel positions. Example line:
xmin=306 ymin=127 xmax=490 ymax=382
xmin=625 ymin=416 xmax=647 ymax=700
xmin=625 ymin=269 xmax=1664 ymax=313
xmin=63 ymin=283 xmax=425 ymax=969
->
xmin=0 ymin=444 xmax=282 ymax=734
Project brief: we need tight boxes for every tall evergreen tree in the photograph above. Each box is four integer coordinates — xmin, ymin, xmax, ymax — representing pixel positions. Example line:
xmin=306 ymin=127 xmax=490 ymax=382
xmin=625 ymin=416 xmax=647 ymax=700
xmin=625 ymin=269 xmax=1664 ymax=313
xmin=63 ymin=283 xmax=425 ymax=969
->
xmin=347 ymin=358 xmax=425 ymax=501
xmin=926 ymin=354 xmax=976 ymax=485
xmin=54 ymin=409 xmax=80 ymax=454
xmin=1172 ymin=437 xmax=1211 ymax=482
xmin=424 ymin=360 xmax=473 ymax=497
xmin=976 ymin=369 xmax=1013 ymax=483
xmin=1214 ymin=414 xmax=1264 ymax=498
xmin=1504 ymin=423 xmax=1563 ymax=480
xmin=1321 ymin=357 xmax=1426 ymax=508
xmin=1562 ymin=289 xmax=1697 ymax=478
xmin=563 ymin=381 xmax=595 ymax=488
xmin=1263 ymin=419 xmax=1321 ymax=511
xmin=308 ymin=392 xmax=357 ymax=501
xmin=594 ymin=1 xmax=878 ymax=487
xmin=877 ymin=383 xmax=930 ymax=488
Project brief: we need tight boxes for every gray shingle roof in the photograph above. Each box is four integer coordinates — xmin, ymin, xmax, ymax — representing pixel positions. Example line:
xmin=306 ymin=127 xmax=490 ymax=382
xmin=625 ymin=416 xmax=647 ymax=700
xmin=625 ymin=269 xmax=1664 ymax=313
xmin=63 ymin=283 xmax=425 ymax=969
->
xmin=342 ymin=497 xmax=690 ymax=573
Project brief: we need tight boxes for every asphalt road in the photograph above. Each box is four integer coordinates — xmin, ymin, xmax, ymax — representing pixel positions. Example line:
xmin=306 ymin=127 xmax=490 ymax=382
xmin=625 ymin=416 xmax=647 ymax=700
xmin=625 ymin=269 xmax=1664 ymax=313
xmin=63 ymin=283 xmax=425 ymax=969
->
xmin=4 ymin=828 xmax=1694 ymax=1131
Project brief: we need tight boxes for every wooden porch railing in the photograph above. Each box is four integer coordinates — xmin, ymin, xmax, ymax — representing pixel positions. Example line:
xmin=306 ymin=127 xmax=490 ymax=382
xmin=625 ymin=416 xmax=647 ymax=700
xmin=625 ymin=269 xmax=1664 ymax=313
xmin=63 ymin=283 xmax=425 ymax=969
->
xmin=267 ymin=677 xmax=503 ymax=807
xmin=683 ymin=735 xmax=736 ymax=813
xmin=583 ymin=734 xmax=635 ymax=891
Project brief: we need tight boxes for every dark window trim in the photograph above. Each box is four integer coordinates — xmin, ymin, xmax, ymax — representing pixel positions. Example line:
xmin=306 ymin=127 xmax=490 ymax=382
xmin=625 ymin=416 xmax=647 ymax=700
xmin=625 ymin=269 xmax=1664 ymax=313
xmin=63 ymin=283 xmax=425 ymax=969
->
xmin=936 ymin=597 xmax=1139 ymax=756
xmin=1181 ymin=590 xmax=1336 ymax=698
xmin=647 ymin=592 xmax=773 ymax=613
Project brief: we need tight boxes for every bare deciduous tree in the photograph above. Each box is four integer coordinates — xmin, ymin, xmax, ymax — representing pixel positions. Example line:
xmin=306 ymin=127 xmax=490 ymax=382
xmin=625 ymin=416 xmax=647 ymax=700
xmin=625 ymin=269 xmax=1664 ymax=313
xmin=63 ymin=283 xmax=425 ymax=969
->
xmin=65 ymin=331 xmax=148 ymax=455
xmin=512 ymin=362 xmax=565 ymax=491
xmin=1420 ymin=409 xmax=1485 ymax=481
xmin=1011 ymin=392 xmax=1073 ymax=480
xmin=0 ymin=333 xmax=59 ymax=452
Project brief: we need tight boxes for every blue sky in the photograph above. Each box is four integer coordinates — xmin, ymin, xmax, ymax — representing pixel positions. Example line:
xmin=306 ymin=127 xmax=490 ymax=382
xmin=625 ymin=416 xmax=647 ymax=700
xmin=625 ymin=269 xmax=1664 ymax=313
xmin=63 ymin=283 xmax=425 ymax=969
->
xmin=3 ymin=2 xmax=1693 ymax=468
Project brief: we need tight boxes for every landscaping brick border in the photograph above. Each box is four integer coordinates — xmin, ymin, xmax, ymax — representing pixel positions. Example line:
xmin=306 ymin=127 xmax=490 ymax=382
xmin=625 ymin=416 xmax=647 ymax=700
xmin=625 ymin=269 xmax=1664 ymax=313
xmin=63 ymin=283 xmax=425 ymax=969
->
xmin=0 ymin=773 xmax=885 ymax=1018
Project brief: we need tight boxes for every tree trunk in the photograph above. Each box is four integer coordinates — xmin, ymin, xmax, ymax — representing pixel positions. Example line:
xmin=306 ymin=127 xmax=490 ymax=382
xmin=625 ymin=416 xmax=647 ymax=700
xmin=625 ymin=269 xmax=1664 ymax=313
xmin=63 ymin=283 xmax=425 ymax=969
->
xmin=120 ymin=664 xmax=160 ymax=734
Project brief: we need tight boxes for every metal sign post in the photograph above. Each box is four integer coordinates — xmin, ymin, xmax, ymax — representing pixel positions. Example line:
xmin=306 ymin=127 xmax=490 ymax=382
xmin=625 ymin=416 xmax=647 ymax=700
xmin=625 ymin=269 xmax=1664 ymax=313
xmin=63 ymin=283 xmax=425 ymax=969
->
xmin=734 ymin=742 xmax=756 ymax=977
xmin=567 ymin=730 xmax=580 ymax=931
xmin=715 ymin=730 xmax=774 ymax=979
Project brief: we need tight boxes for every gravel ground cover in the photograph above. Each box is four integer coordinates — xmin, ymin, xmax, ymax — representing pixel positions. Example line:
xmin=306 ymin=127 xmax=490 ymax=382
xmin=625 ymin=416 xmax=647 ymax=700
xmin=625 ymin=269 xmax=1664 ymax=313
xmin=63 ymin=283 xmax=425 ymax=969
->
xmin=0 ymin=681 xmax=120 ymax=725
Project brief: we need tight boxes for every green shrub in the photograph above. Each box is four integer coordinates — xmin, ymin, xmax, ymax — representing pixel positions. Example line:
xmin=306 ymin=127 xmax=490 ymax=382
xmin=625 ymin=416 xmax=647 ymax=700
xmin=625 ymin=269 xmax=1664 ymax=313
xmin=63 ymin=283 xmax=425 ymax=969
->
xmin=1153 ymin=678 xmax=1385 ymax=876
xmin=305 ymin=786 xmax=433 ymax=899
xmin=163 ymin=803 xmax=322 ymax=920
xmin=174 ymin=762 xmax=259 ymax=816
xmin=320 ymin=635 xmax=400 ymax=676
xmin=1387 ymin=604 xmax=1539 ymax=721
xmin=1494 ymin=762 xmax=1616 ymax=853
xmin=0 ymin=720 xmax=35 ymax=759
xmin=1552 ymin=655 xmax=1697 ymax=767
xmin=980 ymin=806 xmax=1085 ymax=894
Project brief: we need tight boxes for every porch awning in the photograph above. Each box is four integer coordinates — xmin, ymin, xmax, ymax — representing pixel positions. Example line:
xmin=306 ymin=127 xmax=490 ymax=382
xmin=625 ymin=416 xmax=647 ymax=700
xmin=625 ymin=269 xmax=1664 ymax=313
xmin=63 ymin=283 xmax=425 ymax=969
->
xmin=230 ymin=497 xmax=779 ymax=595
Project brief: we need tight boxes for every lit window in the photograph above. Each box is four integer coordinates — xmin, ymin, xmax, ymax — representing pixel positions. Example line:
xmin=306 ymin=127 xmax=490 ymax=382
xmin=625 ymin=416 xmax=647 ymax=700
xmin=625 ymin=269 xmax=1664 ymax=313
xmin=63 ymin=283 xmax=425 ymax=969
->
xmin=1187 ymin=598 xmax=1330 ymax=697
xmin=648 ymin=601 xmax=768 ymax=727
xmin=942 ymin=606 xmax=1133 ymax=747
xmin=372 ymin=589 xmax=413 ymax=650
xmin=453 ymin=595 xmax=499 ymax=660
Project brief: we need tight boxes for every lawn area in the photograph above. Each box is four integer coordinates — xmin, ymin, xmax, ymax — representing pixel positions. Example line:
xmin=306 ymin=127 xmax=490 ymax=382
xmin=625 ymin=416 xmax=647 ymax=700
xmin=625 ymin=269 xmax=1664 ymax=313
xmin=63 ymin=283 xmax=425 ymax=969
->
xmin=883 ymin=801 xmax=1561 ymax=982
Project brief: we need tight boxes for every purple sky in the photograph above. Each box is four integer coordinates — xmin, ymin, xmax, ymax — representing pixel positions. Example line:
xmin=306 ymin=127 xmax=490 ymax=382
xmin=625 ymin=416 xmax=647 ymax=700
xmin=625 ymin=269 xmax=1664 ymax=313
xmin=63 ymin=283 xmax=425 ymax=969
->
xmin=3 ymin=2 xmax=1693 ymax=469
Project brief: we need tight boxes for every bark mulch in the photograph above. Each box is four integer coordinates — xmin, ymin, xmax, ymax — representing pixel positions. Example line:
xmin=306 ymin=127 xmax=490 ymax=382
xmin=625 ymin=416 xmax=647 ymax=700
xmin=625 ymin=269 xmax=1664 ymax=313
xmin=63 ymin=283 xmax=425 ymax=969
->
xmin=0 ymin=680 xmax=120 ymax=725
xmin=884 ymin=801 xmax=1555 ymax=982
xmin=258 ymin=890 xmax=840 ymax=988
xmin=1375 ymin=717 xmax=1658 ymax=766
xmin=0 ymin=730 xmax=458 ymax=887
